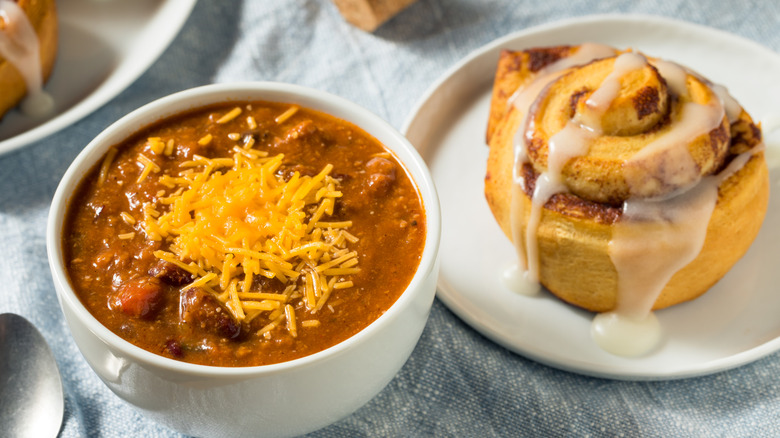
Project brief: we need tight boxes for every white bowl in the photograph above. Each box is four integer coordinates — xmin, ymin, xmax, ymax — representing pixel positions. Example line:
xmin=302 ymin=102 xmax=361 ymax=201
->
xmin=46 ymin=82 xmax=441 ymax=438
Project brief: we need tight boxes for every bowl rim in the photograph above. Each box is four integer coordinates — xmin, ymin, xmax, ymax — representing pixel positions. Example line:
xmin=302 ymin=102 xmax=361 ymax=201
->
xmin=46 ymin=81 xmax=441 ymax=377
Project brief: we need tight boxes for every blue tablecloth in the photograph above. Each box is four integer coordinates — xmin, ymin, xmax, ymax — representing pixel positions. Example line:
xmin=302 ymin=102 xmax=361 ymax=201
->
xmin=2 ymin=1 xmax=779 ymax=436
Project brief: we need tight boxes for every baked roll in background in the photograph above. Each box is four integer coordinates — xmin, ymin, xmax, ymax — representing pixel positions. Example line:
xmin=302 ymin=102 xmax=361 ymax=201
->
xmin=0 ymin=0 xmax=58 ymax=119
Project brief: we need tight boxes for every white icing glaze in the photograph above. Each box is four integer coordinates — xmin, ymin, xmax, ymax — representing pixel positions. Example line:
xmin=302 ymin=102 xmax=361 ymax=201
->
xmin=0 ymin=0 xmax=54 ymax=117
xmin=508 ymin=177 xmax=528 ymax=272
xmin=524 ymin=52 xmax=645 ymax=282
xmin=601 ymin=60 xmax=726 ymax=357
xmin=652 ymin=59 xmax=688 ymax=96
xmin=591 ymin=311 xmax=661 ymax=357
xmin=624 ymin=101 xmax=725 ymax=197
xmin=508 ymin=43 xmax=618 ymax=115
xmin=20 ymin=86 xmax=53 ymax=117
xmin=610 ymin=178 xmax=719 ymax=319
xmin=501 ymin=263 xmax=540 ymax=296
xmin=709 ymin=83 xmax=741 ymax=123
xmin=654 ymin=59 xmax=741 ymax=124
xmin=599 ymin=147 xmax=757 ymax=357
xmin=716 ymin=146 xmax=760 ymax=184
xmin=508 ymin=44 xmax=618 ymax=284
xmin=511 ymin=43 xmax=618 ymax=183
xmin=580 ymin=52 xmax=648 ymax=131
xmin=525 ymin=121 xmax=597 ymax=281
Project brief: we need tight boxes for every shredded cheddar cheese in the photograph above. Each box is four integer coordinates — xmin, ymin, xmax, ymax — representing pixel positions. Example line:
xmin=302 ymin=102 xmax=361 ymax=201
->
xmin=216 ymin=107 xmax=242 ymax=124
xmin=197 ymin=134 xmax=213 ymax=146
xmin=275 ymin=105 xmax=299 ymax=124
xmin=120 ymin=212 xmax=136 ymax=226
xmin=164 ymin=139 xmax=175 ymax=156
xmin=97 ymin=147 xmax=118 ymax=186
xmin=136 ymin=153 xmax=161 ymax=183
xmin=146 ymin=137 xmax=166 ymax=154
xmin=139 ymin=136 xmax=359 ymax=334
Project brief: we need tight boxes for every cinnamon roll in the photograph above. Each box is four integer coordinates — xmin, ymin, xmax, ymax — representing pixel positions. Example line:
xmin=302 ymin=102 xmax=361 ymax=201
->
xmin=485 ymin=44 xmax=768 ymax=355
xmin=0 ymin=0 xmax=57 ymax=120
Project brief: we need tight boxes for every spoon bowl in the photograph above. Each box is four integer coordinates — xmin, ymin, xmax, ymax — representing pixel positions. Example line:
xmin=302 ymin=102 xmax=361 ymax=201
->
xmin=0 ymin=313 xmax=64 ymax=438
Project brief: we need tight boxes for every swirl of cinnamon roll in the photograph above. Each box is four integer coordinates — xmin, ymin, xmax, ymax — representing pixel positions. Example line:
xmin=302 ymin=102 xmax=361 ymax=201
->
xmin=523 ymin=52 xmax=730 ymax=204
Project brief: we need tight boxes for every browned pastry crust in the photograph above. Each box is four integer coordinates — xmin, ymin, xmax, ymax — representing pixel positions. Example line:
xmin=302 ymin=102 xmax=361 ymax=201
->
xmin=485 ymin=45 xmax=769 ymax=312
xmin=0 ymin=0 xmax=58 ymax=120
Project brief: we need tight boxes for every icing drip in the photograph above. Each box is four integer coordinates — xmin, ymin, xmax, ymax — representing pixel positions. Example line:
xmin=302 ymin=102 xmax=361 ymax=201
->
xmin=654 ymin=59 xmax=741 ymax=124
xmin=0 ymin=0 xmax=54 ymax=117
xmin=510 ymin=43 xmax=618 ymax=185
xmin=501 ymin=261 xmax=539 ymax=296
xmin=506 ymin=159 xmax=541 ymax=294
xmin=624 ymin=60 xmax=726 ymax=198
xmin=596 ymin=147 xmax=757 ymax=357
xmin=525 ymin=52 xmax=647 ymax=283
xmin=524 ymin=121 xmax=597 ymax=282
xmin=652 ymin=60 xmax=688 ymax=96
xmin=591 ymin=311 xmax=661 ymax=358
xmin=612 ymin=181 xmax=718 ymax=319
xmin=710 ymin=83 xmax=741 ymax=123
xmin=599 ymin=60 xmax=728 ymax=357
xmin=624 ymin=101 xmax=725 ymax=197
xmin=508 ymin=43 xmax=618 ymax=115
xmin=505 ymin=43 xmax=617 ymax=292
xmin=579 ymin=53 xmax=649 ymax=131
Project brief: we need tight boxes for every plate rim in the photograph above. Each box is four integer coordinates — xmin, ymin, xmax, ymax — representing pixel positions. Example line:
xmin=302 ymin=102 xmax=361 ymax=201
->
xmin=0 ymin=0 xmax=198 ymax=155
xmin=402 ymin=13 xmax=780 ymax=380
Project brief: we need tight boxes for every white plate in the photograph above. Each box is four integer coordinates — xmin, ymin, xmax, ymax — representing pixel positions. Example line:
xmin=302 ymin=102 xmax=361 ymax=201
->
xmin=403 ymin=14 xmax=780 ymax=380
xmin=0 ymin=0 xmax=197 ymax=155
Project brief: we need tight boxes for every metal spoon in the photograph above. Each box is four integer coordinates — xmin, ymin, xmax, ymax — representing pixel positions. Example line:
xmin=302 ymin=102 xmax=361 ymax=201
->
xmin=0 ymin=313 xmax=64 ymax=438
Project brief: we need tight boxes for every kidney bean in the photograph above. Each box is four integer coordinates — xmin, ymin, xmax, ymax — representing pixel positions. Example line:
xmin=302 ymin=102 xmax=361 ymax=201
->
xmin=148 ymin=261 xmax=193 ymax=286
xmin=165 ymin=339 xmax=184 ymax=359
xmin=179 ymin=287 xmax=246 ymax=341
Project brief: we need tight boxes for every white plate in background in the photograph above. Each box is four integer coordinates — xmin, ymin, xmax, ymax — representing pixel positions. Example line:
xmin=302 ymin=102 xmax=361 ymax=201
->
xmin=0 ymin=0 xmax=197 ymax=155
xmin=403 ymin=14 xmax=780 ymax=380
